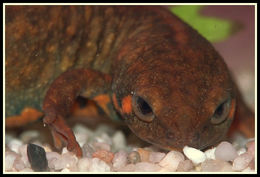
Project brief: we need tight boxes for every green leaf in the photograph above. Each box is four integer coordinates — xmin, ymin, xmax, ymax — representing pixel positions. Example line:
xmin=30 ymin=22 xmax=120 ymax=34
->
xmin=170 ymin=5 xmax=235 ymax=43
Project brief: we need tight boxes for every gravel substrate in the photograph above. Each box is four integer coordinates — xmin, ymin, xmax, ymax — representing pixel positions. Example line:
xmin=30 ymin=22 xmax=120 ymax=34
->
xmin=4 ymin=123 xmax=255 ymax=173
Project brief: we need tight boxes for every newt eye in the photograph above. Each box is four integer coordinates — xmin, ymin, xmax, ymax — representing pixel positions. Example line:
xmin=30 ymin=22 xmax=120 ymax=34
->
xmin=211 ymin=98 xmax=231 ymax=125
xmin=132 ymin=96 xmax=155 ymax=122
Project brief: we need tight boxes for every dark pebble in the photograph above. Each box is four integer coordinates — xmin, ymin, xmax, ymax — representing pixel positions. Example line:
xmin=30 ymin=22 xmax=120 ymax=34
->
xmin=27 ymin=143 xmax=48 ymax=172
xmin=127 ymin=151 xmax=141 ymax=164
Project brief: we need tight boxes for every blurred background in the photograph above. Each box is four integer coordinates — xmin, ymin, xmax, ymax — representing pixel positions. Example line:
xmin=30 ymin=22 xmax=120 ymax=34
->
xmin=171 ymin=5 xmax=255 ymax=111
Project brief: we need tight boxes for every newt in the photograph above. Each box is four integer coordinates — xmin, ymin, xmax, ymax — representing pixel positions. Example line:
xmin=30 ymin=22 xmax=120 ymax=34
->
xmin=5 ymin=6 xmax=255 ymax=157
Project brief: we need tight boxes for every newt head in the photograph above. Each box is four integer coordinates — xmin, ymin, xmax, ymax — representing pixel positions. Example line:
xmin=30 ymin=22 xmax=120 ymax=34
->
xmin=111 ymin=35 xmax=237 ymax=151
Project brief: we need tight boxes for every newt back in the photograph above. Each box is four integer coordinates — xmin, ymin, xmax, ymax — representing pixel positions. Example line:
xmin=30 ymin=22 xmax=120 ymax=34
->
xmin=6 ymin=6 xmax=139 ymax=117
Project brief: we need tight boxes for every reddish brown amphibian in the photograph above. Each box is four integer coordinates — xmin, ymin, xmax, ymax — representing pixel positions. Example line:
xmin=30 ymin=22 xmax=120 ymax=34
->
xmin=5 ymin=6 xmax=255 ymax=157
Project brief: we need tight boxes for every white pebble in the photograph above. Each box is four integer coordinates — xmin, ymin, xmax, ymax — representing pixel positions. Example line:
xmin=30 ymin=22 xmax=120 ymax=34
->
xmin=61 ymin=168 xmax=71 ymax=172
xmin=82 ymin=143 xmax=95 ymax=158
xmin=93 ymin=142 xmax=111 ymax=151
xmin=42 ymin=144 xmax=52 ymax=153
xmin=183 ymin=146 xmax=206 ymax=165
xmin=215 ymin=141 xmax=238 ymax=162
xmin=48 ymin=158 xmax=59 ymax=170
xmin=195 ymin=165 xmax=202 ymax=172
xmin=149 ymin=152 xmax=166 ymax=163
xmin=53 ymin=152 xmax=78 ymax=170
xmin=95 ymin=124 xmax=114 ymax=135
xmin=231 ymin=133 xmax=248 ymax=149
xmin=201 ymin=159 xmax=233 ymax=172
xmin=73 ymin=123 xmax=94 ymax=137
xmin=46 ymin=152 xmax=61 ymax=169
xmin=94 ymin=133 xmax=112 ymax=145
xmin=237 ymin=148 xmax=246 ymax=156
xmin=5 ymin=133 xmax=16 ymax=144
xmin=8 ymin=139 xmax=23 ymax=153
xmin=232 ymin=152 xmax=253 ymax=171
xmin=53 ymin=159 xmax=66 ymax=170
xmin=242 ymin=167 xmax=254 ymax=172
xmin=62 ymin=147 xmax=69 ymax=154
xmin=159 ymin=150 xmax=185 ymax=171
xmin=112 ymin=131 xmax=127 ymax=151
xmin=134 ymin=162 xmax=162 ymax=172
xmin=30 ymin=140 xmax=43 ymax=147
xmin=204 ymin=147 xmax=216 ymax=160
xmin=112 ymin=150 xmax=128 ymax=171
xmin=88 ymin=158 xmax=111 ymax=172
xmin=74 ymin=132 xmax=88 ymax=147
xmin=77 ymin=158 xmax=91 ymax=172
xmin=46 ymin=151 xmax=61 ymax=161
xmin=20 ymin=130 xmax=39 ymax=143
xmin=5 ymin=151 xmax=18 ymax=171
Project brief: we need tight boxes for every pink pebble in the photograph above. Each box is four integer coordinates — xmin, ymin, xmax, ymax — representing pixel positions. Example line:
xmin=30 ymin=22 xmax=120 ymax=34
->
xmin=246 ymin=140 xmax=255 ymax=157
xmin=248 ymin=158 xmax=255 ymax=170
xmin=92 ymin=149 xmax=114 ymax=164
xmin=82 ymin=143 xmax=95 ymax=158
xmin=215 ymin=141 xmax=238 ymax=161
xmin=177 ymin=160 xmax=194 ymax=172
xmin=119 ymin=164 xmax=136 ymax=172
xmin=48 ymin=158 xmax=58 ymax=170
xmin=149 ymin=152 xmax=166 ymax=163
xmin=18 ymin=144 xmax=30 ymax=168
xmin=159 ymin=150 xmax=184 ymax=171
xmin=134 ymin=162 xmax=162 ymax=172
xmin=20 ymin=168 xmax=34 ymax=172
xmin=232 ymin=152 xmax=253 ymax=171
xmin=13 ymin=156 xmax=26 ymax=171
xmin=112 ymin=150 xmax=128 ymax=171
xmin=201 ymin=159 xmax=233 ymax=172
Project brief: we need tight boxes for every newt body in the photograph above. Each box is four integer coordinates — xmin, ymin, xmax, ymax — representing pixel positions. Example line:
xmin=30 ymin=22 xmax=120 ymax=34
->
xmin=5 ymin=6 xmax=254 ymax=157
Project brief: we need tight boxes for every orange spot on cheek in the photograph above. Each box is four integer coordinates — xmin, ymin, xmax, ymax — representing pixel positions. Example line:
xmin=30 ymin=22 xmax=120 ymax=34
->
xmin=228 ymin=99 xmax=236 ymax=119
xmin=122 ymin=95 xmax=132 ymax=114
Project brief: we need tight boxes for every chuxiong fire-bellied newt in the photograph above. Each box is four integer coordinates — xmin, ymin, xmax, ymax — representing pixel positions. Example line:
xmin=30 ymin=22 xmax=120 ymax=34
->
xmin=5 ymin=6 xmax=255 ymax=157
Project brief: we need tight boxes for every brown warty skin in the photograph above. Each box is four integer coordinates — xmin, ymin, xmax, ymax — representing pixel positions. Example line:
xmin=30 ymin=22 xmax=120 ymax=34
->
xmin=5 ymin=6 xmax=255 ymax=157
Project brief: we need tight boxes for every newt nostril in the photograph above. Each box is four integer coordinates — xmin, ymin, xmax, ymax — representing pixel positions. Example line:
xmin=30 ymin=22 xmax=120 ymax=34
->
xmin=202 ymin=124 xmax=209 ymax=132
xmin=166 ymin=131 xmax=175 ymax=140
xmin=194 ymin=132 xmax=200 ymax=141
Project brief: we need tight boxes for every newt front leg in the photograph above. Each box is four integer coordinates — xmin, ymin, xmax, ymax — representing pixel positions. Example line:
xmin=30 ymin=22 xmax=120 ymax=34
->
xmin=42 ymin=69 xmax=112 ymax=157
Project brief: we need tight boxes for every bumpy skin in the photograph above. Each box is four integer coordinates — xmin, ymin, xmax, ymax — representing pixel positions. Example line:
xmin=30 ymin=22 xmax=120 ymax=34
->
xmin=5 ymin=6 xmax=255 ymax=157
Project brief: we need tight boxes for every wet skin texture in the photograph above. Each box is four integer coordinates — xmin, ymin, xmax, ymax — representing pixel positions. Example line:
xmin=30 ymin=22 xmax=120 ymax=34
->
xmin=5 ymin=6 xmax=255 ymax=157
